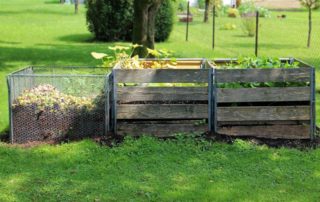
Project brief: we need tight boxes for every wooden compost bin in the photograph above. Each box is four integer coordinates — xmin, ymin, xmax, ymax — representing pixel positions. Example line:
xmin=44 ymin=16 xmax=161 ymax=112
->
xmin=210 ymin=58 xmax=315 ymax=139
xmin=113 ymin=59 xmax=211 ymax=137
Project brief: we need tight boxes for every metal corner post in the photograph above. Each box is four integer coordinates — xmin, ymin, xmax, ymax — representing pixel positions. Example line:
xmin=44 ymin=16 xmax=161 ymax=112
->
xmin=310 ymin=67 xmax=316 ymax=139
xmin=104 ymin=73 xmax=111 ymax=135
xmin=7 ymin=76 xmax=14 ymax=143
xmin=111 ymin=70 xmax=117 ymax=135
xmin=208 ymin=67 xmax=217 ymax=133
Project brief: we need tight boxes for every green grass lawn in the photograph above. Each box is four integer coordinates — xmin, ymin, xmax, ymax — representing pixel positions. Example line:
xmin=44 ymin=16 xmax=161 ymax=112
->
xmin=0 ymin=137 xmax=320 ymax=201
xmin=0 ymin=1 xmax=320 ymax=201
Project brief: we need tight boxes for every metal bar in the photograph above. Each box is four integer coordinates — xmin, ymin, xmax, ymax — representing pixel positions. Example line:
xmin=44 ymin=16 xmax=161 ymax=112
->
xmin=10 ymin=74 xmax=105 ymax=78
xmin=212 ymin=68 xmax=217 ymax=133
xmin=201 ymin=59 xmax=206 ymax=69
xmin=310 ymin=67 xmax=316 ymax=139
xmin=255 ymin=11 xmax=259 ymax=57
xmin=186 ymin=1 xmax=190 ymax=41
xmin=104 ymin=73 xmax=110 ymax=135
xmin=212 ymin=4 xmax=216 ymax=49
xmin=7 ymin=76 xmax=14 ymax=144
xmin=208 ymin=68 xmax=213 ymax=132
xmin=111 ymin=70 xmax=117 ymax=134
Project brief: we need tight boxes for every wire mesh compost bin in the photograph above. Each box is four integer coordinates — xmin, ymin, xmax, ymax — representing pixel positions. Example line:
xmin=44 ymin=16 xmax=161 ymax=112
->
xmin=7 ymin=67 xmax=111 ymax=144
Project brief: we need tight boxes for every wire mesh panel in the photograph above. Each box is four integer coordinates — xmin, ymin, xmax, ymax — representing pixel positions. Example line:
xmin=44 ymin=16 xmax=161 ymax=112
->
xmin=8 ymin=66 xmax=109 ymax=144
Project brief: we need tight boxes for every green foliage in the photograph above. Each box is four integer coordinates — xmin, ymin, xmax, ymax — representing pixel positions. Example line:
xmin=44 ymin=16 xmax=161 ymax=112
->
xmin=213 ymin=57 xmax=303 ymax=88
xmin=86 ymin=0 xmax=134 ymax=41
xmin=220 ymin=23 xmax=237 ymax=30
xmin=238 ymin=1 xmax=271 ymax=17
xmin=155 ymin=0 xmax=174 ymax=42
xmin=13 ymin=84 xmax=97 ymax=114
xmin=220 ymin=57 xmax=300 ymax=69
xmin=86 ymin=0 xmax=174 ymax=42
xmin=300 ymin=0 xmax=320 ymax=10
xmin=227 ymin=8 xmax=239 ymax=17
xmin=241 ymin=16 xmax=256 ymax=37
xmin=91 ymin=45 xmax=176 ymax=69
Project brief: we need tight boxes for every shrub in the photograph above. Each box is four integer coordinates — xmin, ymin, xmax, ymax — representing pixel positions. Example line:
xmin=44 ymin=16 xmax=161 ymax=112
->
xmin=155 ymin=0 xmax=174 ymax=42
xmin=86 ymin=0 xmax=134 ymax=41
xmin=86 ymin=0 xmax=174 ymax=42
xmin=241 ymin=16 xmax=256 ymax=37
xmin=227 ymin=8 xmax=239 ymax=17
xmin=238 ymin=1 xmax=271 ymax=17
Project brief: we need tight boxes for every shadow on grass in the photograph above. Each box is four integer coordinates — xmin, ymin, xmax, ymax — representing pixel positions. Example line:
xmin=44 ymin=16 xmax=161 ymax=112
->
xmin=0 ymin=137 xmax=319 ymax=201
xmin=57 ymin=34 xmax=96 ymax=43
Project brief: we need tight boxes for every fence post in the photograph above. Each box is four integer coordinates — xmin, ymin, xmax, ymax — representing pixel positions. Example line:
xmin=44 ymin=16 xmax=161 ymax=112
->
xmin=109 ymin=71 xmax=117 ymax=134
xmin=186 ymin=1 xmax=190 ymax=42
xmin=310 ymin=67 xmax=316 ymax=139
xmin=208 ymin=66 xmax=217 ymax=133
xmin=255 ymin=11 xmax=259 ymax=57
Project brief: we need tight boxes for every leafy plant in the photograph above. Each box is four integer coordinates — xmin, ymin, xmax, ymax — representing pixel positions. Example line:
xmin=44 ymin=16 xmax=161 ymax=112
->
xmin=241 ymin=16 xmax=256 ymax=37
xmin=91 ymin=45 xmax=177 ymax=69
xmin=238 ymin=1 xmax=271 ymax=18
xmin=227 ymin=8 xmax=239 ymax=18
xmin=13 ymin=84 xmax=96 ymax=114
xmin=217 ymin=57 xmax=300 ymax=69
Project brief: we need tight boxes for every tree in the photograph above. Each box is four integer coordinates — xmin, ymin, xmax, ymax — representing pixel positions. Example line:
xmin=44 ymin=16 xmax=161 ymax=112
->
xmin=75 ymin=0 xmax=79 ymax=14
xmin=300 ymin=0 xmax=320 ymax=48
xmin=132 ymin=0 xmax=163 ymax=57
xmin=203 ymin=0 xmax=221 ymax=23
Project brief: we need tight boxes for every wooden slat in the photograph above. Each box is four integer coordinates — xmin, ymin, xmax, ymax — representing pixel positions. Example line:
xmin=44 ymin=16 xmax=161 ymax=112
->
xmin=117 ymin=122 xmax=207 ymax=137
xmin=219 ymin=120 xmax=308 ymax=126
xmin=216 ymin=68 xmax=311 ymax=83
xmin=117 ymin=87 xmax=208 ymax=103
xmin=217 ymin=106 xmax=310 ymax=122
xmin=217 ymin=87 xmax=310 ymax=103
xmin=117 ymin=104 xmax=208 ymax=119
xmin=218 ymin=125 xmax=310 ymax=139
xmin=114 ymin=69 xmax=209 ymax=83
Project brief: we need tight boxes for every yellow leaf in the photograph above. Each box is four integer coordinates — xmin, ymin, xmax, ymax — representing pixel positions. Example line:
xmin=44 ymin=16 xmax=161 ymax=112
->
xmin=91 ymin=52 xmax=108 ymax=59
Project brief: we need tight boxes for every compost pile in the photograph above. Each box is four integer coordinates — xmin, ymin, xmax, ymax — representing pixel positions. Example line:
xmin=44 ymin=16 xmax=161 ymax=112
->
xmin=12 ymin=84 xmax=105 ymax=143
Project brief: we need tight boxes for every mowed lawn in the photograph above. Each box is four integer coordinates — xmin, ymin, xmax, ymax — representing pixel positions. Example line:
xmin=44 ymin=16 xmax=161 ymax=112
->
xmin=0 ymin=1 xmax=320 ymax=201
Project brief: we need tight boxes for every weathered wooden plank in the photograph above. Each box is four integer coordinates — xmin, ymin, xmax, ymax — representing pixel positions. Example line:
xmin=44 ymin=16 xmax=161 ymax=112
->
xmin=117 ymin=104 xmax=208 ymax=119
xmin=218 ymin=125 xmax=310 ymax=139
xmin=216 ymin=68 xmax=311 ymax=83
xmin=217 ymin=87 xmax=310 ymax=103
xmin=114 ymin=69 xmax=209 ymax=83
xmin=117 ymin=87 xmax=208 ymax=103
xmin=218 ymin=120 xmax=309 ymax=126
xmin=217 ymin=106 xmax=310 ymax=121
xmin=117 ymin=122 xmax=207 ymax=137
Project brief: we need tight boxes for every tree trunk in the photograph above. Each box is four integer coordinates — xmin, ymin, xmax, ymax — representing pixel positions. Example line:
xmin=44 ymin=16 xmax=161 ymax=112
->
xmin=132 ymin=0 xmax=162 ymax=57
xmin=203 ymin=0 xmax=210 ymax=23
xmin=75 ymin=0 xmax=79 ymax=14
xmin=307 ymin=7 xmax=312 ymax=48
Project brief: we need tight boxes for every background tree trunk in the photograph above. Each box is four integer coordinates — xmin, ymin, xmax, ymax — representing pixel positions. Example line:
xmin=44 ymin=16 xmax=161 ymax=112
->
xmin=307 ymin=7 xmax=312 ymax=48
xmin=133 ymin=0 xmax=162 ymax=57
xmin=75 ymin=0 xmax=79 ymax=14
xmin=203 ymin=0 xmax=210 ymax=23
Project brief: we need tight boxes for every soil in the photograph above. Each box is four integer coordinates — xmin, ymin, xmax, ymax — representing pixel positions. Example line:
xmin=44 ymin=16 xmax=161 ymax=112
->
xmin=2 ymin=128 xmax=320 ymax=150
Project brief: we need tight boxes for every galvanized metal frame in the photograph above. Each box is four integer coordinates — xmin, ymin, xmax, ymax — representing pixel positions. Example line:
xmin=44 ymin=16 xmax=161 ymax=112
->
xmin=111 ymin=70 xmax=117 ymax=134
xmin=207 ymin=63 xmax=217 ymax=133
xmin=310 ymin=67 xmax=316 ymax=139
xmin=104 ymin=73 xmax=112 ymax=135
xmin=7 ymin=76 xmax=14 ymax=143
